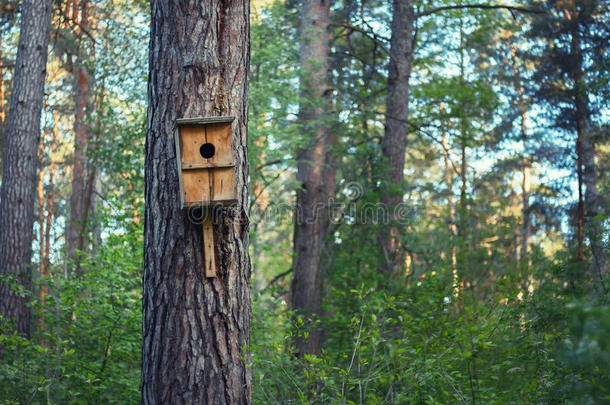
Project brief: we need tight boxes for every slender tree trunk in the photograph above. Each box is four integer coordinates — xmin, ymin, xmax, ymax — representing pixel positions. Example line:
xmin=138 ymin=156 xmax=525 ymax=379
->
xmin=37 ymin=130 xmax=47 ymax=342
xmin=456 ymin=22 xmax=470 ymax=290
xmin=250 ymin=133 xmax=270 ymax=292
xmin=520 ymin=114 xmax=531 ymax=266
xmin=0 ymin=0 xmax=52 ymax=337
xmin=67 ymin=0 xmax=91 ymax=271
xmin=576 ymin=129 xmax=585 ymax=262
xmin=509 ymin=47 xmax=532 ymax=267
xmin=142 ymin=0 xmax=252 ymax=403
xmin=291 ymin=0 xmax=331 ymax=356
xmin=580 ymin=129 xmax=605 ymax=282
xmin=574 ymin=71 xmax=605 ymax=283
xmin=457 ymin=123 xmax=468 ymax=288
xmin=0 ymin=37 xmax=6 ymax=173
xmin=508 ymin=40 xmax=532 ymax=270
xmin=44 ymin=101 xmax=58 ymax=273
xmin=0 ymin=39 xmax=5 ymax=133
xmin=38 ymin=155 xmax=45 ymax=275
xmin=379 ymin=0 xmax=414 ymax=276
xmin=39 ymin=100 xmax=58 ymax=345
xmin=85 ymin=77 xmax=105 ymax=255
xmin=509 ymin=175 xmax=519 ymax=261
xmin=571 ymin=25 xmax=606 ymax=283
xmin=441 ymin=122 xmax=459 ymax=295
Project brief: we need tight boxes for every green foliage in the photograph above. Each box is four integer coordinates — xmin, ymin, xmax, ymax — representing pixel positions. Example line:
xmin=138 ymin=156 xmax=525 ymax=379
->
xmin=0 ymin=204 xmax=142 ymax=404
xmin=252 ymin=258 xmax=609 ymax=404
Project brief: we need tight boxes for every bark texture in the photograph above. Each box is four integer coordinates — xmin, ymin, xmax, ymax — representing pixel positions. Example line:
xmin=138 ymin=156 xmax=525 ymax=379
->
xmin=379 ymin=0 xmax=414 ymax=276
xmin=291 ymin=0 xmax=331 ymax=356
xmin=142 ymin=1 xmax=251 ymax=403
xmin=0 ymin=0 xmax=52 ymax=337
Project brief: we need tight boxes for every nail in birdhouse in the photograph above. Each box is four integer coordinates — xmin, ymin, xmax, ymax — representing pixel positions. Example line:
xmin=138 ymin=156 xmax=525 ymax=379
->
xmin=175 ymin=116 xmax=237 ymax=208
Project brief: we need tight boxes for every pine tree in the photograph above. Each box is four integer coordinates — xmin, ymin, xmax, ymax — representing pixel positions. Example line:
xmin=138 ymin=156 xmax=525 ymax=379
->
xmin=141 ymin=0 xmax=252 ymax=402
xmin=0 ymin=0 xmax=52 ymax=337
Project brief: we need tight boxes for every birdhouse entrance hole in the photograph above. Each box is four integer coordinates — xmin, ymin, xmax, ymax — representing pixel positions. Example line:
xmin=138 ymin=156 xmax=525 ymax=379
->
xmin=200 ymin=143 xmax=215 ymax=159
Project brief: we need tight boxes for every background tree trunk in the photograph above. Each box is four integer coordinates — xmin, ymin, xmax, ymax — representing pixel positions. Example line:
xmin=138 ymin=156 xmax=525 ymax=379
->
xmin=0 ymin=0 xmax=52 ymax=337
xmin=571 ymin=24 xmax=606 ymax=284
xmin=67 ymin=0 xmax=91 ymax=271
xmin=575 ymin=77 xmax=606 ymax=284
xmin=518 ymin=107 xmax=531 ymax=270
xmin=0 ymin=37 xmax=5 ymax=135
xmin=508 ymin=43 xmax=531 ymax=269
xmin=142 ymin=0 xmax=252 ymax=403
xmin=291 ymin=0 xmax=331 ymax=356
xmin=379 ymin=0 xmax=414 ymax=276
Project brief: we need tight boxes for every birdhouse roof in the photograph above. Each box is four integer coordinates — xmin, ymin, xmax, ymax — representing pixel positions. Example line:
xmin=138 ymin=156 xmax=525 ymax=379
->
xmin=176 ymin=116 xmax=235 ymax=126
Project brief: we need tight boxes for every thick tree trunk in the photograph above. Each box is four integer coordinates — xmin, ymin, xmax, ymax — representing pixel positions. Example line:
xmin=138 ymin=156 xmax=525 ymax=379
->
xmin=67 ymin=0 xmax=91 ymax=271
xmin=142 ymin=1 xmax=251 ymax=403
xmin=0 ymin=0 xmax=52 ymax=337
xmin=379 ymin=0 xmax=414 ymax=276
xmin=291 ymin=0 xmax=331 ymax=356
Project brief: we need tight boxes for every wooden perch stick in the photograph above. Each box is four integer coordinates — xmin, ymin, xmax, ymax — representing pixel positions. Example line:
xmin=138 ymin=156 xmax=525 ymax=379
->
xmin=203 ymin=213 xmax=216 ymax=278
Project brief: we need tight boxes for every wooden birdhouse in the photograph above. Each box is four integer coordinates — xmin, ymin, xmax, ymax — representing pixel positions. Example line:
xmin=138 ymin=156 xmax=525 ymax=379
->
xmin=175 ymin=116 xmax=237 ymax=278
xmin=175 ymin=116 xmax=236 ymax=208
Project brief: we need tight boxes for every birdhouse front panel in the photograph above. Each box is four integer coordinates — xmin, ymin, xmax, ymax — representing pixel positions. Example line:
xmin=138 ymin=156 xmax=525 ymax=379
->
xmin=175 ymin=117 xmax=237 ymax=208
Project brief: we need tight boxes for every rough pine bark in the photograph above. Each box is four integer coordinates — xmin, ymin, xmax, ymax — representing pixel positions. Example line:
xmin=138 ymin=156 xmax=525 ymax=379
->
xmin=142 ymin=0 xmax=251 ymax=403
xmin=291 ymin=0 xmax=331 ymax=356
xmin=379 ymin=0 xmax=414 ymax=276
xmin=0 ymin=0 xmax=52 ymax=337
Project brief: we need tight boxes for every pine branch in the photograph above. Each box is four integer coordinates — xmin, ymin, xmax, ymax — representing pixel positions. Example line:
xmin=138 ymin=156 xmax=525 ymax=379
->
xmin=417 ymin=4 xmax=545 ymax=19
xmin=261 ymin=267 xmax=293 ymax=292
